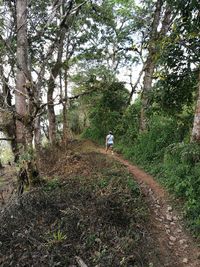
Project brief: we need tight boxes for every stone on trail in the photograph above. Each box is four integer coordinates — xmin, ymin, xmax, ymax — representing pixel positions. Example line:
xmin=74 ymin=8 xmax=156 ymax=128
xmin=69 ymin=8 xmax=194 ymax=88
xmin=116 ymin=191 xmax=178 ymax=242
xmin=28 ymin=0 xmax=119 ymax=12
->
xmin=182 ymin=258 xmax=188 ymax=264
xmin=169 ymin=236 xmax=176 ymax=242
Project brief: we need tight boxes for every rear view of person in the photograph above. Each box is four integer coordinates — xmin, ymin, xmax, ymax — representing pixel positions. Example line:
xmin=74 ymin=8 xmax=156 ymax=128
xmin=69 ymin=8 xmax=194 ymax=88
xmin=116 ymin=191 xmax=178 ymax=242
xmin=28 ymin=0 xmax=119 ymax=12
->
xmin=106 ymin=131 xmax=114 ymax=154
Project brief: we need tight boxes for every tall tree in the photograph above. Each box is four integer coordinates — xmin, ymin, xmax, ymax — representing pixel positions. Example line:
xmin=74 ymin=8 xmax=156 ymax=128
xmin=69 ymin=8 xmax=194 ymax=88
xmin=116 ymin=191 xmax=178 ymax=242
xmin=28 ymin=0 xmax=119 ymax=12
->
xmin=15 ymin=0 xmax=29 ymax=146
xmin=140 ymin=0 xmax=172 ymax=131
xmin=14 ymin=0 xmax=41 ymax=188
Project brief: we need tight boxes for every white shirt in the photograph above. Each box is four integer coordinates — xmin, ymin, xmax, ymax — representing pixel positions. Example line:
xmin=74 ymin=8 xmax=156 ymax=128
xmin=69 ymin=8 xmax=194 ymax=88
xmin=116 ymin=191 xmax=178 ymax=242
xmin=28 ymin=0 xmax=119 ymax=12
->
xmin=106 ymin=134 xmax=114 ymax=144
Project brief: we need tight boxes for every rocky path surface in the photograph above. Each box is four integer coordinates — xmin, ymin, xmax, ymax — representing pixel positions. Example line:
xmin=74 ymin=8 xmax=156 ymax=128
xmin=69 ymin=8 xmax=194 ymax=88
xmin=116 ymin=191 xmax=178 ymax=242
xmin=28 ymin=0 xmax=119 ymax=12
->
xmin=100 ymin=148 xmax=200 ymax=267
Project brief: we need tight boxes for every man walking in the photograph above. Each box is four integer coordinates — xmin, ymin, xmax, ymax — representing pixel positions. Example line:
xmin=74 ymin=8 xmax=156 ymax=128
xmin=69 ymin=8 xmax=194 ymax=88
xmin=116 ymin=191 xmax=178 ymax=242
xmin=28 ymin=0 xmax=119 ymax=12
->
xmin=106 ymin=131 xmax=114 ymax=154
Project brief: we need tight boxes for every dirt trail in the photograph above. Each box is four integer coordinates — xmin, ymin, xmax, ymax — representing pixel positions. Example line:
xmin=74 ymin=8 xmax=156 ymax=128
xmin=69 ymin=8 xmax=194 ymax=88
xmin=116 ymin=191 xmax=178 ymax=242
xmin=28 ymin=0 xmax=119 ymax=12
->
xmin=99 ymin=148 xmax=200 ymax=267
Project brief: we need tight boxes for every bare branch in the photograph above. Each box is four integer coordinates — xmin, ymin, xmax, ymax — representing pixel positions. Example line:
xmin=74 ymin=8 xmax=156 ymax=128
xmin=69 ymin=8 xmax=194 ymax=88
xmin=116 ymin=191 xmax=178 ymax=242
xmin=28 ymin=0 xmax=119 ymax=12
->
xmin=0 ymin=138 xmax=14 ymax=141
xmin=127 ymin=64 xmax=146 ymax=105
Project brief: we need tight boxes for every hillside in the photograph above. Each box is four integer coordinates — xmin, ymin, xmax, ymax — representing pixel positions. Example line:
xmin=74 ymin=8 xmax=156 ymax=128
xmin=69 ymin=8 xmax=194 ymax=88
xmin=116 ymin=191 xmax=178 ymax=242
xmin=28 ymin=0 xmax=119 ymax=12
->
xmin=0 ymin=140 xmax=199 ymax=267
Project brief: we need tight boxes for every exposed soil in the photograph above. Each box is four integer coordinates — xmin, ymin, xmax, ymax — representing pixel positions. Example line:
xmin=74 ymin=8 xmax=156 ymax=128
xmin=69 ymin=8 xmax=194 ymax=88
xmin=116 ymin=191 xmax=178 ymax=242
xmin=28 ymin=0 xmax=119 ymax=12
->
xmin=0 ymin=140 xmax=200 ymax=267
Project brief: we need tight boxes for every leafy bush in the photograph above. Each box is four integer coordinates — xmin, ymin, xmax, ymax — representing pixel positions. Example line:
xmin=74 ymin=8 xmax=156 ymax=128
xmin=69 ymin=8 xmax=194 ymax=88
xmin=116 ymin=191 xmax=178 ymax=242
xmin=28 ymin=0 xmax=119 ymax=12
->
xmin=114 ymin=112 xmax=200 ymax=237
xmin=126 ymin=115 xmax=182 ymax=164
xmin=161 ymin=143 xmax=200 ymax=236
xmin=116 ymin=101 xmax=141 ymax=144
xmin=43 ymin=177 xmax=61 ymax=192
xmin=82 ymin=82 xmax=129 ymax=143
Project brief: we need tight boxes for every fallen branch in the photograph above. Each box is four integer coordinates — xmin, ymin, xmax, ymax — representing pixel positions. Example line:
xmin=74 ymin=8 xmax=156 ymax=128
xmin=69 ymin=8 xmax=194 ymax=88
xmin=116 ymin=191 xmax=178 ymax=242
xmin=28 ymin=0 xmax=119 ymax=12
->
xmin=75 ymin=256 xmax=88 ymax=267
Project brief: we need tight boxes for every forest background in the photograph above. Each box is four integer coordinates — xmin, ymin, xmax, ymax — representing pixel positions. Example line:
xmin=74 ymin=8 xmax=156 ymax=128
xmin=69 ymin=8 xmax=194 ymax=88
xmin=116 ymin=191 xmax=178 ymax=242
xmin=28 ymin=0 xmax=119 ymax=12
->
xmin=0 ymin=0 xmax=199 ymax=238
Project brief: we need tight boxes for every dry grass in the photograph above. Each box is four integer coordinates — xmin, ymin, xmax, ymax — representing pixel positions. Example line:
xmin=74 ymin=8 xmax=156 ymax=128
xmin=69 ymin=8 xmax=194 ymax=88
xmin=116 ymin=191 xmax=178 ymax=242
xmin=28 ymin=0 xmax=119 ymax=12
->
xmin=0 ymin=141 xmax=165 ymax=267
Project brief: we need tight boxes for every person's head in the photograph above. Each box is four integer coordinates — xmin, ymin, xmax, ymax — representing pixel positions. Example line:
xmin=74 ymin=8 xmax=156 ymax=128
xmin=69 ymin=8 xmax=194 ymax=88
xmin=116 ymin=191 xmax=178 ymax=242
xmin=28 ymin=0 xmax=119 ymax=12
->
xmin=109 ymin=131 xmax=112 ymax=134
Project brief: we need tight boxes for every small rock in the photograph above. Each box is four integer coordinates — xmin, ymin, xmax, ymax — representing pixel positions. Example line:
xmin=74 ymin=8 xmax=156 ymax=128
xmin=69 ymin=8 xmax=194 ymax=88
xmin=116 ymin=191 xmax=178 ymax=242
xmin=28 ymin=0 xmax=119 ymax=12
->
xmin=177 ymin=229 xmax=182 ymax=233
xmin=173 ymin=216 xmax=178 ymax=221
xmin=170 ymin=222 xmax=175 ymax=225
xmin=166 ymin=229 xmax=170 ymax=234
xmin=197 ymin=252 xmax=200 ymax=260
xmin=95 ymin=238 xmax=102 ymax=243
xmin=154 ymin=209 xmax=159 ymax=215
xmin=167 ymin=206 xmax=173 ymax=212
xmin=166 ymin=214 xmax=173 ymax=221
xmin=169 ymin=236 xmax=176 ymax=242
xmin=168 ymin=241 xmax=174 ymax=246
xmin=182 ymin=258 xmax=188 ymax=264
xmin=155 ymin=218 xmax=162 ymax=222
xmin=165 ymin=224 xmax=170 ymax=229
xmin=179 ymin=239 xmax=186 ymax=245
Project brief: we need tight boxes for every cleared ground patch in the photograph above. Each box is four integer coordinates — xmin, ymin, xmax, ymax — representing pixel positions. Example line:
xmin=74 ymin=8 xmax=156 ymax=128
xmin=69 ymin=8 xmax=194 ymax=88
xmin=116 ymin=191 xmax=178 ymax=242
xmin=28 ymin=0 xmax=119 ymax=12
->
xmin=0 ymin=142 xmax=165 ymax=267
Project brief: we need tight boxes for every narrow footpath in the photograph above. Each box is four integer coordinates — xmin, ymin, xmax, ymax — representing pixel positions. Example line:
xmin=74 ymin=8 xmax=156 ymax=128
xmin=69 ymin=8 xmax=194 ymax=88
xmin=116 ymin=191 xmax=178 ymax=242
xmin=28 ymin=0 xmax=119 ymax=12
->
xmin=100 ymin=148 xmax=200 ymax=267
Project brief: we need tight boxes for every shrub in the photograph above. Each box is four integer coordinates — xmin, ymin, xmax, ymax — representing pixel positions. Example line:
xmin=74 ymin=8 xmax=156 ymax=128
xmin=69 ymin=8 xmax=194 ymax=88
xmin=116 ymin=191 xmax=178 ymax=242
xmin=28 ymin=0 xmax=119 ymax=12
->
xmin=162 ymin=143 xmax=200 ymax=237
xmin=128 ymin=115 xmax=182 ymax=164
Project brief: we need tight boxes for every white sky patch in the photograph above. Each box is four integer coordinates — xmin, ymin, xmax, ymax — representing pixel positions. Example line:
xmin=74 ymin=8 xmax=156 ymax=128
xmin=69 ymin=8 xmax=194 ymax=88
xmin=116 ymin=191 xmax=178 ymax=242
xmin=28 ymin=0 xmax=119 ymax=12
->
xmin=117 ymin=64 xmax=142 ymax=102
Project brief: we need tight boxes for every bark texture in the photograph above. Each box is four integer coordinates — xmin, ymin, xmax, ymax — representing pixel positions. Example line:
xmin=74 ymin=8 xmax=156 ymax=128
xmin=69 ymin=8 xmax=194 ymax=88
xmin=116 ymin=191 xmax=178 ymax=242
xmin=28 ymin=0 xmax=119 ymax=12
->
xmin=47 ymin=30 xmax=65 ymax=145
xmin=0 ymin=65 xmax=18 ymax=160
xmin=191 ymin=71 xmax=200 ymax=142
xmin=140 ymin=0 xmax=172 ymax=131
xmin=15 ymin=0 xmax=41 ymax=187
xmin=62 ymin=68 xmax=73 ymax=142
xmin=140 ymin=0 xmax=163 ymax=131
xmin=15 ymin=0 xmax=29 ymax=145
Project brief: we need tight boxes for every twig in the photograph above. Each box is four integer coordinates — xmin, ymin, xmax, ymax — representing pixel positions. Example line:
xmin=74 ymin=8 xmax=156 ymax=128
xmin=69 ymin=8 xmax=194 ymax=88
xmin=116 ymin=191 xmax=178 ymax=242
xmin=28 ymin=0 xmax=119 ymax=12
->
xmin=75 ymin=256 xmax=88 ymax=267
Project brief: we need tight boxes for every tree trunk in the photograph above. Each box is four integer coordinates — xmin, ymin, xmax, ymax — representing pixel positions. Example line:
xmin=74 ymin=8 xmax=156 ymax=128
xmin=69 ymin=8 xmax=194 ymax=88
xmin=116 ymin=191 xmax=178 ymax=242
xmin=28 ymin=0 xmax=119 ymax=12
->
xmin=34 ymin=116 xmax=41 ymax=150
xmin=140 ymin=0 xmax=163 ymax=131
xmin=62 ymin=68 xmax=72 ymax=142
xmin=15 ymin=0 xmax=41 ymax=189
xmin=47 ymin=66 xmax=59 ymax=145
xmin=140 ymin=2 xmax=173 ymax=131
xmin=0 ymin=65 xmax=19 ymax=161
xmin=191 ymin=71 xmax=200 ymax=142
xmin=15 ymin=0 xmax=29 ymax=145
xmin=47 ymin=30 xmax=65 ymax=145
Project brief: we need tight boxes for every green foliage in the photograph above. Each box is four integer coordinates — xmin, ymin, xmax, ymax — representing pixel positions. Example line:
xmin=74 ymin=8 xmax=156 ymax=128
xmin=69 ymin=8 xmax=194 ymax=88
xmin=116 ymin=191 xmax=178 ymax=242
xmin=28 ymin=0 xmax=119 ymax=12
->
xmin=127 ymin=115 xmax=182 ymax=164
xmin=152 ymin=70 xmax=198 ymax=114
xmin=82 ymin=81 xmax=129 ymax=142
xmin=0 ymin=144 xmax=14 ymax=164
xmin=46 ymin=229 xmax=67 ymax=246
xmin=161 ymin=143 xmax=200 ymax=236
xmin=52 ymin=229 xmax=67 ymax=242
xmin=43 ymin=177 xmax=61 ymax=192
xmin=113 ymin=111 xmax=200 ymax=237
xmin=16 ymin=146 xmax=37 ymax=172
xmin=115 ymin=99 xmax=141 ymax=144
xmin=126 ymin=177 xmax=140 ymax=195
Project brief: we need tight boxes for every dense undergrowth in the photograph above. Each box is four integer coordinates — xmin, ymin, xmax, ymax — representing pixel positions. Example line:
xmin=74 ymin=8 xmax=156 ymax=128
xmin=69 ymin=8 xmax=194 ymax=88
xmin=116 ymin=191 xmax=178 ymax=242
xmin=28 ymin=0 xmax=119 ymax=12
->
xmin=0 ymin=148 xmax=166 ymax=267
xmin=117 ymin=115 xmax=200 ymax=239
